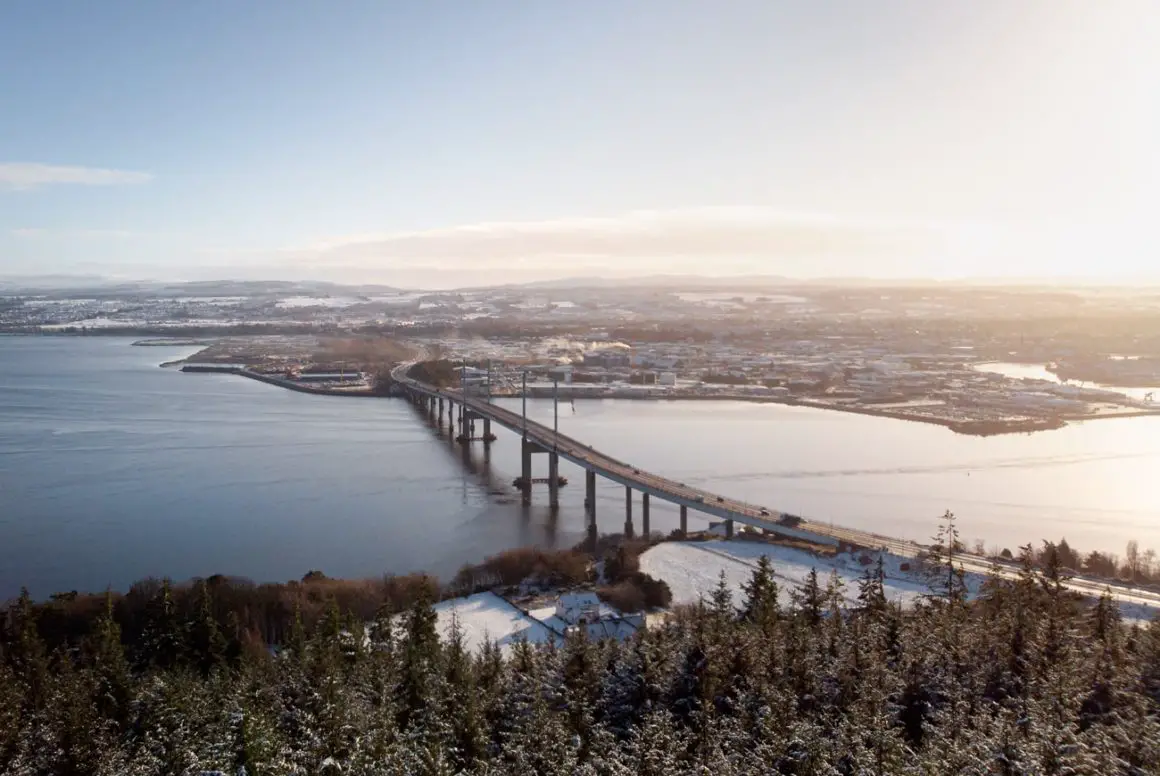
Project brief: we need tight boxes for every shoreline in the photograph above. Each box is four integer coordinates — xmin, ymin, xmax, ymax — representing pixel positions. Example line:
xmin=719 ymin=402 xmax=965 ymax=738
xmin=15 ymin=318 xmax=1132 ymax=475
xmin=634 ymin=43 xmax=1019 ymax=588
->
xmin=179 ymin=363 xmax=380 ymax=397
xmin=178 ymin=361 xmax=1160 ymax=435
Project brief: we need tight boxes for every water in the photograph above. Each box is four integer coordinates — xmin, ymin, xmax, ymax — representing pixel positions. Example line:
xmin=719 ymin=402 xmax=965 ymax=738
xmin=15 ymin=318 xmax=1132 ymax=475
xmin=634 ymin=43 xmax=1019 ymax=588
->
xmin=0 ymin=337 xmax=581 ymax=598
xmin=978 ymin=361 xmax=1160 ymax=402
xmin=2 ymin=336 xmax=1159 ymax=598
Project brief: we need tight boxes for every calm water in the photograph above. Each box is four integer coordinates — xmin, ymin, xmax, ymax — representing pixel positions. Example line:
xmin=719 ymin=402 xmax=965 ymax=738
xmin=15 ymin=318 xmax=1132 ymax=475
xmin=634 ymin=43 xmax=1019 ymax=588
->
xmin=2 ymin=336 xmax=1159 ymax=598
xmin=978 ymin=361 xmax=1160 ymax=402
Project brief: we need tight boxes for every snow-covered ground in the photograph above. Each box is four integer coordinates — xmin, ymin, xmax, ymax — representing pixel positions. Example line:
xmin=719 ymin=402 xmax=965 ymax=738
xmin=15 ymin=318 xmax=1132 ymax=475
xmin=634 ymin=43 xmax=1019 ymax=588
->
xmin=641 ymin=540 xmax=942 ymax=609
xmin=433 ymin=592 xmax=556 ymax=654
xmin=276 ymin=295 xmax=364 ymax=308
xmin=641 ymin=540 xmax=1160 ymax=623
xmin=430 ymin=590 xmax=646 ymax=653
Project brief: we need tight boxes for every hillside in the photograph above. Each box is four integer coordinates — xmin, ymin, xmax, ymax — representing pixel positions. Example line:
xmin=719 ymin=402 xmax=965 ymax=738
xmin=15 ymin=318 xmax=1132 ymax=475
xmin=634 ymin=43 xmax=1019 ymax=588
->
xmin=2 ymin=545 xmax=1158 ymax=774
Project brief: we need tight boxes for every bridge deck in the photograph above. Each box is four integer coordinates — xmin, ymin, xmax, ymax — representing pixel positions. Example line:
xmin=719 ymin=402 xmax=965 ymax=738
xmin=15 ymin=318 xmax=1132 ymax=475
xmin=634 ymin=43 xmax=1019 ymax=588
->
xmin=397 ymin=372 xmax=836 ymax=545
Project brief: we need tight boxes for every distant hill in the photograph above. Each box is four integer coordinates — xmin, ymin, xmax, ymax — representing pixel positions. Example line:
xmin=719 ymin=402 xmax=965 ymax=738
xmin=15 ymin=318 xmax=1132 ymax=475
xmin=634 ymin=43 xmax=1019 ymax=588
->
xmin=0 ymin=277 xmax=403 ymax=297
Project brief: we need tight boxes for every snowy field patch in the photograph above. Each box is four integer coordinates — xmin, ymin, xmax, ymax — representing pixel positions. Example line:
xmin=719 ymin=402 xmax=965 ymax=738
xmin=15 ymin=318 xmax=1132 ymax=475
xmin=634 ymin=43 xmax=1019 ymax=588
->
xmin=641 ymin=540 xmax=1160 ymax=623
xmin=641 ymin=540 xmax=974 ymax=609
xmin=433 ymin=592 xmax=556 ymax=654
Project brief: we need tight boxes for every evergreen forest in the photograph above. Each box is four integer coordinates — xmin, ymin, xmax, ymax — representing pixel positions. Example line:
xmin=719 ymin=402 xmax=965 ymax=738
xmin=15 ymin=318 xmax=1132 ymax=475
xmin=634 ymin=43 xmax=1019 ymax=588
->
xmin=2 ymin=546 xmax=1160 ymax=775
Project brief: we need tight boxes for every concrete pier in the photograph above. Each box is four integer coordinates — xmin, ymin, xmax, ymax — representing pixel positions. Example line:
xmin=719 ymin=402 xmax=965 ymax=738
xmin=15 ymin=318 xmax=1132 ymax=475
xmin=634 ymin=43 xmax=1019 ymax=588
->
xmin=521 ymin=438 xmax=533 ymax=501
xmin=679 ymin=504 xmax=688 ymax=537
xmin=548 ymin=452 xmax=559 ymax=507
xmin=725 ymin=519 xmax=734 ymax=539
xmin=624 ymin=486 xmax=634 ymax=538
xmin=642 ymin=492 xmax=650 ymax=537
xmin=585 ymin=469 xmax=597 ymax=546
xmin=483 ymin=417 xmax=492 ymax=441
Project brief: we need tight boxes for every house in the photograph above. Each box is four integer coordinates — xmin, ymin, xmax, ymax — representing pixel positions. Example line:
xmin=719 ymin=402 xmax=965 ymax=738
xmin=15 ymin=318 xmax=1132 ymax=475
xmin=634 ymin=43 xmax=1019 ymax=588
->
xmin=552 ymin=592 xmax=644 ymax=641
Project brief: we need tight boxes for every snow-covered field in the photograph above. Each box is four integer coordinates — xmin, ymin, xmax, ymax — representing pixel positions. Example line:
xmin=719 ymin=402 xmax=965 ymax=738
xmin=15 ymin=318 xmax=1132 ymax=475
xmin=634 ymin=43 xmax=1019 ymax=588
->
xmin=433 ymin=592 xmax=556 ymax=654
xmin=641 ymin=540 xmax=942 ymax=609
xmin=641 ymin=540 xmax=1160 ymax=623
xmin=276 ymin=295 xmax=364 ymax=308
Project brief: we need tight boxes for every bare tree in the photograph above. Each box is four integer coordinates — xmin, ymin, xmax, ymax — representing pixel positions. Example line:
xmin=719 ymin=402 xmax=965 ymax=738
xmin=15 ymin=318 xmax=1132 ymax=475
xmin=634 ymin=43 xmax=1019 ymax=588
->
xmin=1126 ymin=539 xmax=1141 ymax=583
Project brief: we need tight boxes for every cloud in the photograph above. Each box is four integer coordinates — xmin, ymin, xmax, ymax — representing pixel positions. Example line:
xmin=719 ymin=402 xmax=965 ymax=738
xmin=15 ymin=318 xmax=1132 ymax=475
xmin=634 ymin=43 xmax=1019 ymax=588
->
xmin=280 ymin=207 xmax=943 ymax=278
xmin=0 ymin=162 xmax=153 ymax=191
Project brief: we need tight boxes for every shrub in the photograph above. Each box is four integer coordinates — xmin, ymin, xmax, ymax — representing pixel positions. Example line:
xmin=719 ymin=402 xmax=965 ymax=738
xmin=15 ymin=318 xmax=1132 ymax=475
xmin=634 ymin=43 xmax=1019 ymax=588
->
xmin=597 ymin=572 xmax=671 ymax=613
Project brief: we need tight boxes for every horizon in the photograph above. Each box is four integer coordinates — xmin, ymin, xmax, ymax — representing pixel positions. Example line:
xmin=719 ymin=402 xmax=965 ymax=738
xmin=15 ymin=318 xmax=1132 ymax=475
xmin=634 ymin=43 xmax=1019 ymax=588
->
xmin=10 ymin=270 xmax=1160 ymax=294
xmin=3 ymin=1 xmax=1159 ymax=287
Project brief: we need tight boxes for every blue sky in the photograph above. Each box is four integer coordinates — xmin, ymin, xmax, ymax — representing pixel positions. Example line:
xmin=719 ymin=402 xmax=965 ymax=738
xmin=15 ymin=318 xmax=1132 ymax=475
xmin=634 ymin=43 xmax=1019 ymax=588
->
xmin=2 ymin=1 xmax=1158 ymax=287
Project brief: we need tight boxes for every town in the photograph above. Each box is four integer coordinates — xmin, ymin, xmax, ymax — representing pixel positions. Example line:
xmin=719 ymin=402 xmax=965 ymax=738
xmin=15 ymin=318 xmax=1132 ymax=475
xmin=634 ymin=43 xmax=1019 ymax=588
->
xmin=7 ymin=278 xmax=1160 ymax=435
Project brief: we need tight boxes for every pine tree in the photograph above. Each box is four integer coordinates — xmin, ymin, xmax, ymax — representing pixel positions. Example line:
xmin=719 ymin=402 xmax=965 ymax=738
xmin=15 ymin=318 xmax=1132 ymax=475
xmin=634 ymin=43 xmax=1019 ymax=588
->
xmin=88 ymin=591 xmax=132 ymax=728
xmin=6 ymin=588 xmax=50 ymax=710
xmin=559 ymin=627 xmax=603 ymax=758
xmin=189 ymin=579 xmax=228 ymax=675
xmin=285 ymin=600 xmax=307 ymax=657
xmin=926 ymin=509 xmax=968 ymax=604
xmin=857 ymin=555 xmax=889 ymax=615
xmin=139 ymin=578 xmax=187 ymax=669
xmin=0 ymin=660 xmax=25 ymax=766
xmin=791 ymin=568 xmax=824 ymax=628
xmin=708 ymin=569 xmax=735 ymax=629
xmin=740 ymin=554 xmax=780 ymax=631
xmin=398 ymin=584 xmax=440 ymax=732
xmin=442 ymin=614 xmax=487 ymax=771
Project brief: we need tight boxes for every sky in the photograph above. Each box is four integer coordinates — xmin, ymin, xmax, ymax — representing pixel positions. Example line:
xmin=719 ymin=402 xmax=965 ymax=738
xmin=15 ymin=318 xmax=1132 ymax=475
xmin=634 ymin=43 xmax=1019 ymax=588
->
xmin=2 ymin=1 xmax=1159 ymax=288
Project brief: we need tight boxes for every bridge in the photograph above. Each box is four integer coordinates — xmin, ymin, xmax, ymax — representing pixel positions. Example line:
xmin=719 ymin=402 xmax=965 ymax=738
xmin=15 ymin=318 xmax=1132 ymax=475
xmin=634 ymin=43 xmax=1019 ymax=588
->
xmin=393 ymin=362 xmax=838 ymax=547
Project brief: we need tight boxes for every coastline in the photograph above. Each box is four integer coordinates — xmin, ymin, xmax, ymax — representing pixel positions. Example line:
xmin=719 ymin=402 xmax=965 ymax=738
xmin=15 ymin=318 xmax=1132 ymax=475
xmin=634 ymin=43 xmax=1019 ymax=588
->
xmin=178 ymin=360 xmax=1160 ymax=435
xmin=180 ymin=363 xmax=380 ymax=397
xmin=156 ymin=340 xmax=1160 ymax=436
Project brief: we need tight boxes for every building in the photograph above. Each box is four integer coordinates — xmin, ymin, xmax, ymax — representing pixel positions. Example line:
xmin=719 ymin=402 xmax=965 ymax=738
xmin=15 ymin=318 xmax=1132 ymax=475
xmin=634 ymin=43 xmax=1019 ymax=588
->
xmin=294 ymin=371 xmax=365 ymax=383
xmin=583 ymin=345 xmax=632 ymax=368
xmin=553 ymin=592 xmax=643 ymax=641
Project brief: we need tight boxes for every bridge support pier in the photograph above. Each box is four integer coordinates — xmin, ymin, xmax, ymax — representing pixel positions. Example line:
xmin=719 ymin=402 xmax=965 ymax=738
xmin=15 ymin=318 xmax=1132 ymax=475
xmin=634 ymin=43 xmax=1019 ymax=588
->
xmin=548 ymin=452 xmax=559 ymax=508
xmin=585 ymin=470 xmax=597 ymax=547
xmin=724 ymin=519 xmax=734 ymax=539
xmin=624 ymin=486 xmax=634 ymax=538
xmin=641 ymin=493 xmax=650 ymax=537
xmin=437 ymin=398 xmax=444 ymax=423
xmin=521 ymin=438 xmax=533 ymax=501
xmin=679 ymin=505 xmax=688 ymax=537
xmin=483 ymin=417 xmax=492 ymax=442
